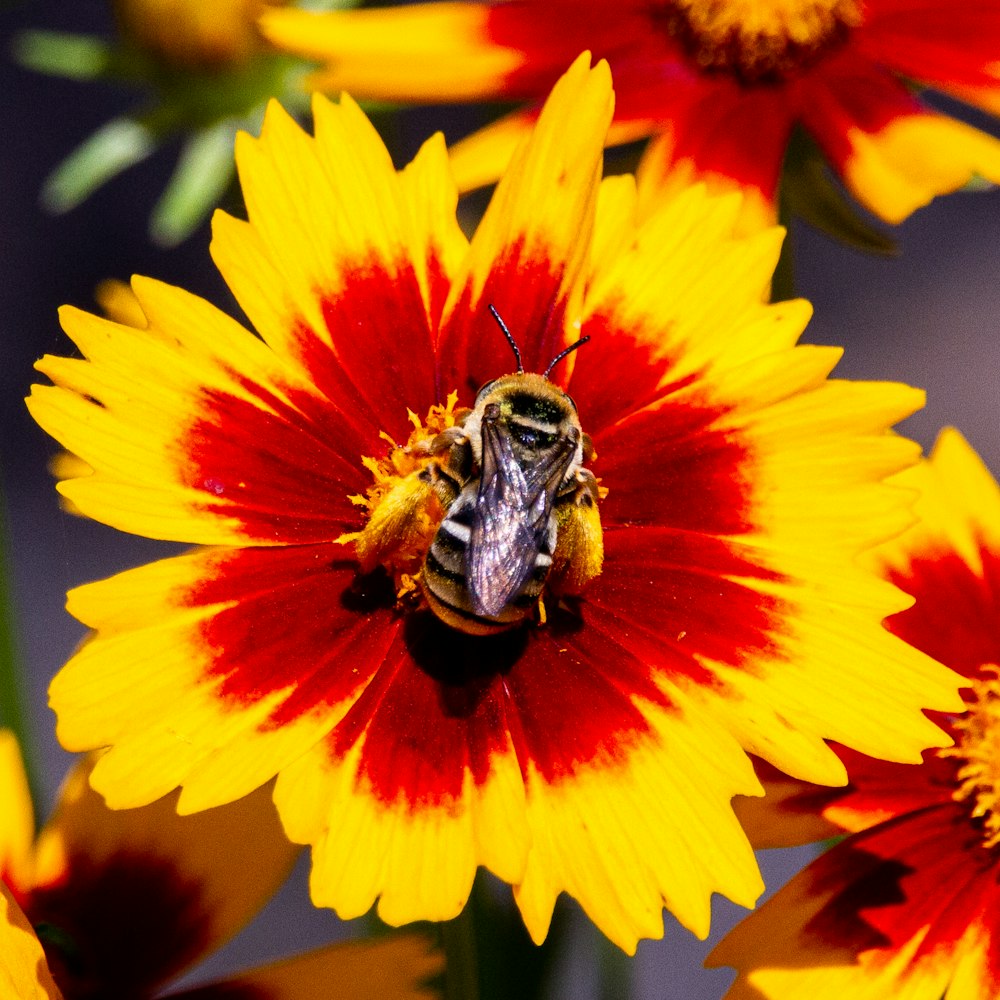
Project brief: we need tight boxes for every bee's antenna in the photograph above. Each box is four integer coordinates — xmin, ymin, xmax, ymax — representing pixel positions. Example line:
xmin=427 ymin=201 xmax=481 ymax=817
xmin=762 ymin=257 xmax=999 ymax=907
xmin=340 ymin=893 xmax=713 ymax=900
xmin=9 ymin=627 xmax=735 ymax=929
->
xmin=488 ymin=303 xmax=523 ymax=373
xmin=542 ymin=335 xmax=590 ymax=379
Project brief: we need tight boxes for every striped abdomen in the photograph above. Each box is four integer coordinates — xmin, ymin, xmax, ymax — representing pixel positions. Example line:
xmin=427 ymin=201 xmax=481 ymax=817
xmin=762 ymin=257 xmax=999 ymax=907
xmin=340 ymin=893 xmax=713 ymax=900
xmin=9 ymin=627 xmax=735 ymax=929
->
xmin=421 ymin=480 xmax=556 ymax=636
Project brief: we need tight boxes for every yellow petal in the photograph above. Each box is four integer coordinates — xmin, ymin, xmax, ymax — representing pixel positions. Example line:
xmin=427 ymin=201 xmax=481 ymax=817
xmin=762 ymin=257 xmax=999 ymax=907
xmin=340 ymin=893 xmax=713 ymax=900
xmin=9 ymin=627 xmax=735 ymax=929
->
xmin=260 ymin=3 xmax=519 ymax=101
xmin=0 ymin=882 xmax=62 ymax=1000
xmin=438 ymin=53 xmax=613 ymax=379
xmin=29 ymin=277 xmax=363 ymax=546
xmin=0 ymin=731 xmax=34 ymax=891
xmin=514 ymin=696 xmax=763 ymax=954
xmin=218 ymin=94 xmax=442 ymax=352
xmin=50 ymin=548 xmax=360 ymax=813
xmin=870 ymin=428 xmax=1000 ymax=578
xmin=187 ymin=934 xmax=442 ymax=1000
xmin=93 ymin=278 xmax=149 ymax=328
xmin=843 ymin=113 xmax=1000 ymax=224
xmin=583 ymin=181 xmax=803 ymax=379
xmin=275 ymin=734 xmax=530 ymax=925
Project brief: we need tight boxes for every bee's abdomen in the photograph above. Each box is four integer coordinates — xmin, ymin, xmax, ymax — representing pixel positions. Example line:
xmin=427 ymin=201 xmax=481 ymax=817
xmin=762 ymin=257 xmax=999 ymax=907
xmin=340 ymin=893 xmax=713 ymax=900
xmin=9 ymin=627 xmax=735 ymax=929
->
xmin=421 ymin=487 xmax=552 ymax=636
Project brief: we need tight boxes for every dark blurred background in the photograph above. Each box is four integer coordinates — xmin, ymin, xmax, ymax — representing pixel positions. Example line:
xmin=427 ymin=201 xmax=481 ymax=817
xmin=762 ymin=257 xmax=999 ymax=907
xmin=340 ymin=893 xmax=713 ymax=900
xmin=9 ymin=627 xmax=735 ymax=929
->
xmin=1 ymin=2 xmax=998 ymax=997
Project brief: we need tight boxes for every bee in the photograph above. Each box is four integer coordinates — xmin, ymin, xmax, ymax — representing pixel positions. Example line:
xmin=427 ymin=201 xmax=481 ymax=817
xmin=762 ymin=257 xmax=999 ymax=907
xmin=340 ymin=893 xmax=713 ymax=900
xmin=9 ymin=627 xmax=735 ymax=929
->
xmin=415 ymin=305 xmax=603 ymax=635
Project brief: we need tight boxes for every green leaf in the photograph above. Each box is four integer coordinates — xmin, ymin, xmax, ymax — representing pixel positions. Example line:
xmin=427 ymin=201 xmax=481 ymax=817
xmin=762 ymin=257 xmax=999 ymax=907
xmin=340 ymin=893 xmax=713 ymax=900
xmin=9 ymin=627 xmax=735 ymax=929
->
xmin=781 ymin=127 xmax=897 ymax=257
xmin=11 ymin=30 xmax=112 ymax=80
xmin=41 ymin=118 xmax=157 ymax=213
xmin=962 ymin=174 xmax=998 ymax=193
xmin=150 ymin=120 xmax=239 ymax=246
xmin=0 ymin=486 xmax=41 ymax=817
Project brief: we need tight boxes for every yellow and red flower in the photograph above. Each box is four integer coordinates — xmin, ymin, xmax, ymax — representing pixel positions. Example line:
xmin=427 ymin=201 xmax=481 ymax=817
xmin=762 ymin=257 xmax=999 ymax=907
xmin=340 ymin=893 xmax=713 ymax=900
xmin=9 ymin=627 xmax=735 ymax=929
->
xmin=0 ymin=732 xmax=440 ymax=1000
xmin=28 ymin=57 xmax=962 ymax=953
xmin=711 ymin=428 xmax=1000 ymax=1000
xmin=262 ymin=0 xmax=1000 ymax=226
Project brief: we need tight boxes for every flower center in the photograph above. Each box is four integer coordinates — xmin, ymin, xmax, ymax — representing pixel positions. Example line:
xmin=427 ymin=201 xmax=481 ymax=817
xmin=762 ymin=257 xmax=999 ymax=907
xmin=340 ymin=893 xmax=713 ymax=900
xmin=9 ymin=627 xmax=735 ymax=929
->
xmin=942 ymin=667 xmax=1000 ymax=849
xmin=658 ymin=0 xmax=862 ymax=82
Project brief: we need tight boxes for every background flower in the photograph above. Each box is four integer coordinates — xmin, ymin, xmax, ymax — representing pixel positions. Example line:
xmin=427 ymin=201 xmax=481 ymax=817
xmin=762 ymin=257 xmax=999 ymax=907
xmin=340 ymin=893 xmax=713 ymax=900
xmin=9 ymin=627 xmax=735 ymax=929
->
xmin=263 ymin=0 xmax=1000 ymax=234
xmin=711 ymin=429 xmax=1000 ymax=1000
xmin=0 ymin=730 xmax=441 ymax=999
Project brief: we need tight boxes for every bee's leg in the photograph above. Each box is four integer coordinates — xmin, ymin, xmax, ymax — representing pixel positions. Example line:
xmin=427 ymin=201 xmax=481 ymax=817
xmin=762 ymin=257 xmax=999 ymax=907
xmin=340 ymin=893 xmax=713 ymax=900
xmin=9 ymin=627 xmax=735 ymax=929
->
xmin=409 ymin=422 xmax=469 ymax=458
xmin=555 ymin=466 xmax=600 ymax=509
xmin=551 ymin=467 xmax=604 ymax=594
xmin=419 ymin=460 xmax=462 ymax=511
xmin=417 ymin=416 xmax=473 ymax=503
xmin=350 ymin=468 xmax=439 ymax=574
xmin=571 ymin=468 xmax=600 ymax=506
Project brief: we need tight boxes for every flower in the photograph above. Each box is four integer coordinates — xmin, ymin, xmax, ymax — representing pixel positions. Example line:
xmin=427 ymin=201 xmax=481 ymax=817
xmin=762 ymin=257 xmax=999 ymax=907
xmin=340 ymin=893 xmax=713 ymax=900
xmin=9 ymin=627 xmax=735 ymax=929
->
xmin=0 ymin=731 xmax=441 ymax=999
xmin=710 ymin=428 xmax=1000 ymax=1000
xmin=112 ymin=0 xmax=288 ymax=71
xmin=28 ymin=56 xmax=962 ymax=953
xmin=262 ymin=0 xmax=1000 ymax=227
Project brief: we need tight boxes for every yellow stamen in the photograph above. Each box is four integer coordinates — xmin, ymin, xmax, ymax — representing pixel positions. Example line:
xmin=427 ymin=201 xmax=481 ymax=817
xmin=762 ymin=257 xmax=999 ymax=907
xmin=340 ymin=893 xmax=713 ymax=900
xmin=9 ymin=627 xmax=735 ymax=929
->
xmin=339 ymin=392 xmax=462 ymax=595
xmin=537 ymin=595 xmax=548 ymax=626
xmin=661 ymin=0 xmax=862 ymax=81
xmin=941 ymin=666 xmax=1000 ymax=848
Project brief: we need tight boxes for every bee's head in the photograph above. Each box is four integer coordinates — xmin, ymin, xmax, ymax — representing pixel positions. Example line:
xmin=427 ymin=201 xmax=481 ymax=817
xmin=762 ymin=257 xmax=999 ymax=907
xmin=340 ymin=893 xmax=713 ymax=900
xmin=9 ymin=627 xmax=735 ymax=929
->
xmin=471 ymin=373 xmax=582 ymax=465
xmin=467 ymin=307 xmax=588 ymax=466
xmin=474 ymin=372 xmax=575 ymax=412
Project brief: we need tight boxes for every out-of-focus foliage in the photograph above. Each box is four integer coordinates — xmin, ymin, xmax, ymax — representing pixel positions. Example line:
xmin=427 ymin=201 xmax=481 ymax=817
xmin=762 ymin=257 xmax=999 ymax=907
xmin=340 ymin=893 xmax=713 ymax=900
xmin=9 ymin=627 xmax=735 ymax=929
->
xmin=13 ymin=0 xmax=355 ymax=244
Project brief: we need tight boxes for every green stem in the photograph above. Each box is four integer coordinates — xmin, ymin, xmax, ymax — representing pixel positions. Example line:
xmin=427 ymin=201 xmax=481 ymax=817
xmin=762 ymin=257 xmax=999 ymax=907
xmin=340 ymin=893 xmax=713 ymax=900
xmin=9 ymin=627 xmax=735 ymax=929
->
xmin=0 ymin=483 xmax=41 ymax=819
xmin=442 ymin=898 xmax=480 ymax=1000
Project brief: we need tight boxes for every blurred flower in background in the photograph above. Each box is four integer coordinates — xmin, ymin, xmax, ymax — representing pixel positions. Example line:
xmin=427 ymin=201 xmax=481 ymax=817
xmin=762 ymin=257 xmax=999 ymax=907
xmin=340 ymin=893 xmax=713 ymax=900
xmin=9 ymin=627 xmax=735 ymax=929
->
xmin=712 ymin=429 xmax=1000 ymax=1000
xmin=263 ymin=0 xmax=1000 ymax=242
xmin=0 ymin=730 xmax=441 ymax=999
xmin=24 ymin=56 xmax=964 ymax=955
xmin=113 ymin=0 xmax=289 ymax=70
xmin=13 ymin=0 xmax=353 ymax=245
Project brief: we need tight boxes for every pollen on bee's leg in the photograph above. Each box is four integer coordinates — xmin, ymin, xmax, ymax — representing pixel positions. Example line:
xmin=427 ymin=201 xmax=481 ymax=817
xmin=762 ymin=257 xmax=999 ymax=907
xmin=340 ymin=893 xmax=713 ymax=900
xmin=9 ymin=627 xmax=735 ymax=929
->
xmin=346 ymin=473 xmax=439 ymax=575
xmin=340 ymin=392 xmax=463 ymax=596
xmin=551 ymin=494 xmax=605 ymax=594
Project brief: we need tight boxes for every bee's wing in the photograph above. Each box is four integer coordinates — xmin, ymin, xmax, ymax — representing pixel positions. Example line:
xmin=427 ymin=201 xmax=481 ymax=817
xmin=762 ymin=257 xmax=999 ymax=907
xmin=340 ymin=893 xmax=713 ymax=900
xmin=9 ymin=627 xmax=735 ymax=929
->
xmin=468 ymin=413 xmax=577 ymax=617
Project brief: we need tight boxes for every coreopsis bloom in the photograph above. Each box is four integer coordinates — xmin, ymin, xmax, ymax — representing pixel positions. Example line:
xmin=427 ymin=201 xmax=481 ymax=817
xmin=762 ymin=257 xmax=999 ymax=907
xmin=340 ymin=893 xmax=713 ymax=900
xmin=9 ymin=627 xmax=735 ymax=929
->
xmin=711 ymin=428 xmax=1000 ymax=1000
xmin=0 ymin=731 xmax=441 ymax=999
xmin=262 ymin=0 xmax=1000 ymax=227
xmin=15 ymin=0 xmax=335 ymax=244
xmin=112 ymin=0 xmax=289 ymax=70
xmin=28 ymin=56 xmax=962 ymax=953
